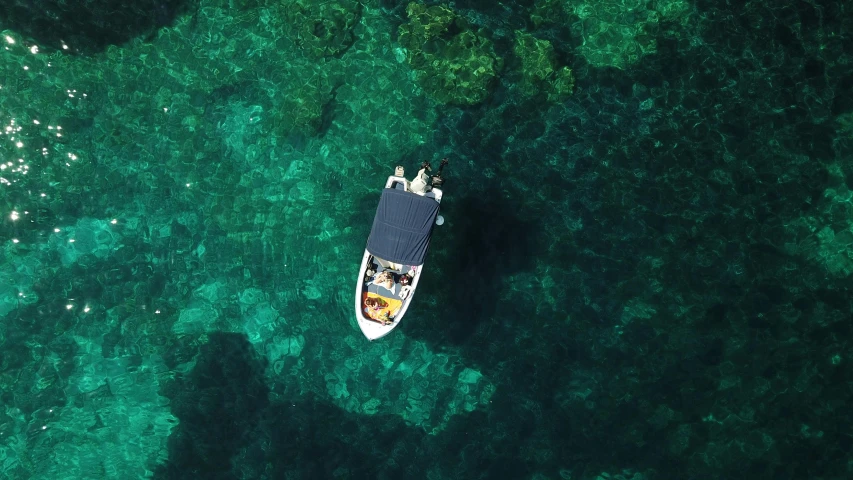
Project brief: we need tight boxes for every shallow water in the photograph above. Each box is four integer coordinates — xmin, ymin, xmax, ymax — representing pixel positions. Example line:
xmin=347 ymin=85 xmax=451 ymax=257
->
xmin=1 ymin=0 xmax=852 ymax=479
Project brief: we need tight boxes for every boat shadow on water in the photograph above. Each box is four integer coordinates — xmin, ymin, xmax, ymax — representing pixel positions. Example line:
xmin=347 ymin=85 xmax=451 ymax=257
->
xmin=413 ymin=190 xmax=541 ymax=345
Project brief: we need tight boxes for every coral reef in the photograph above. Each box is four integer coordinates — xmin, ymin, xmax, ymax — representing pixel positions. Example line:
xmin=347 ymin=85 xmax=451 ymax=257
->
xmin=397 ymin=2 xmax=502 ymax=105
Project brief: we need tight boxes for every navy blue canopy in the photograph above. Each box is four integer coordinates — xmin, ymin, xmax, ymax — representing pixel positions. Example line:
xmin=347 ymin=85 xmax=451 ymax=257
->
xmin=367 ymin=188 xmax=440 ymax=266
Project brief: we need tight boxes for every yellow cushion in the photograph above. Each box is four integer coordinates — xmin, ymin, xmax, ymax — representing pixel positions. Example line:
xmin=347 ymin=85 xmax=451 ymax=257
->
xmin=362 ymin=292 xmax=402 ymax=320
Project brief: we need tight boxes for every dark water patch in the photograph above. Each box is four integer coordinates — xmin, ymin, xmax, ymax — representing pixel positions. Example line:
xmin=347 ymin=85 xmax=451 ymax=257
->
xmin=155 ymin=333 xmax=269 ymax=479
xmin=410 ymin=189 xmax=540 ymax=346
xmin=0 ymin=0 xmax=196 ymax=54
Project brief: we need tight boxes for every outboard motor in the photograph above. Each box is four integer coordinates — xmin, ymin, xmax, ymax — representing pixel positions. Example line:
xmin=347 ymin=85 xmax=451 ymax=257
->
xmin=431 ymin=158 xmax=449 ymax=187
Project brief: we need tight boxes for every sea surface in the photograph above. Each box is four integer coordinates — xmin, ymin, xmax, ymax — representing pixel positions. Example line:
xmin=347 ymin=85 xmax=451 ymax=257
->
xmin=1 ymin=0 xmax=852 ymax=479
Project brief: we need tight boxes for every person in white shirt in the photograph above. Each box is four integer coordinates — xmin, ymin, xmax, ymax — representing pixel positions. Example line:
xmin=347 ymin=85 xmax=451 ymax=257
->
xmin=372 ymin=270 xmax=396 ymax=295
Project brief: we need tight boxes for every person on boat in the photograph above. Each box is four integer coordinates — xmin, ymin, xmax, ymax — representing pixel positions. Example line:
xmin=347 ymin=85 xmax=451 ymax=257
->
xmin=396 ymin=274 xmax=413 ymax=299
xmin=372 ymin=270 xmax=396 ymax=294
xmin=364 ymin=297 xmax=392 ymax=325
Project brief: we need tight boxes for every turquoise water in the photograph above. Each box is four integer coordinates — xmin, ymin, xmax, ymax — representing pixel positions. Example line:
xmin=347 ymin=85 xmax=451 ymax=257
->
xmin=1 ymin=0 xmax=852 ymax=478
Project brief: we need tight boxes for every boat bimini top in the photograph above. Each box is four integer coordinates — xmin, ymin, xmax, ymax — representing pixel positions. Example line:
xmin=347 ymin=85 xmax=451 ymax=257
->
xmin=366 ymin=188 xmax=440 ymax=266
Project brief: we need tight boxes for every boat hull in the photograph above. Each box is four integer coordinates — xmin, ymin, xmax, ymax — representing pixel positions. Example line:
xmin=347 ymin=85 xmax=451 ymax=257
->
xmin=354 ymin=175 xmax=442 ymax=340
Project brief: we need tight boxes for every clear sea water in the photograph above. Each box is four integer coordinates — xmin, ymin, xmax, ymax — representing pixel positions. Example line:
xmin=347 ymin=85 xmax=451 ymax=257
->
xmin=1 ymin=0 xmax=852 ymax=479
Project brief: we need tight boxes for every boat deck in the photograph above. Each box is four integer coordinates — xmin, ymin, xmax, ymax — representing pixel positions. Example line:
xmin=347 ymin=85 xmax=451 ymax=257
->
xmin=363 ymin=264 xmax=415 ymax=301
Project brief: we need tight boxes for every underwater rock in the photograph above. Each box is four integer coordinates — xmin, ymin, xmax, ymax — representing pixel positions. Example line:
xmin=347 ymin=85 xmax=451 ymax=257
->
xmin=272 ymin=69 xmax=337 ymax=136
xmin=50 ymin=218 xmax=121 ymax=267
xmin=512 ymin=31 xmax=574 ymax=102
xmin=282 ymin=0 xmax=363 ymax=58
xmin=397 ymin=2 xmax=502 ymax=105
xmin=531 ymin=0 xmax=692 ymax=70
xmin=837 ymin=112 xmax=853 ymax=139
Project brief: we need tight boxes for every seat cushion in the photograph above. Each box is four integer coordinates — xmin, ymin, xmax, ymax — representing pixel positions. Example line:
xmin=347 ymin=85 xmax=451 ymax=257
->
xmin=362 ymin=292 xmax=402 ymax=320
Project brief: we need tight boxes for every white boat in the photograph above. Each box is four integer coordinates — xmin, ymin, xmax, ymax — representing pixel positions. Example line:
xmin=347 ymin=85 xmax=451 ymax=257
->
xmin=354 ymin=161 xmax=447 ymax=340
